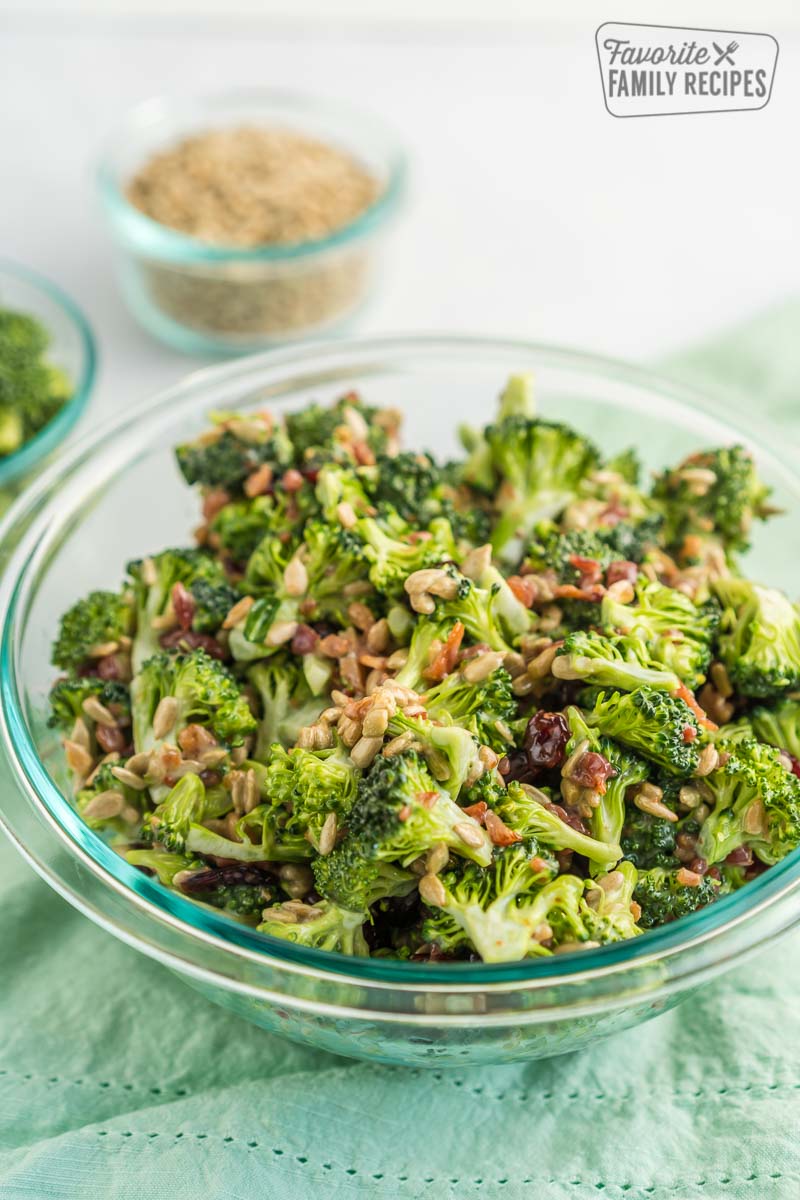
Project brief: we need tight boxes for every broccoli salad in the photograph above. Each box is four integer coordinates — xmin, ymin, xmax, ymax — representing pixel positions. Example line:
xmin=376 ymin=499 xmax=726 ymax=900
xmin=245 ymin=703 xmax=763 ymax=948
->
xmin=49 ymin=375 xmax=800 ymax=963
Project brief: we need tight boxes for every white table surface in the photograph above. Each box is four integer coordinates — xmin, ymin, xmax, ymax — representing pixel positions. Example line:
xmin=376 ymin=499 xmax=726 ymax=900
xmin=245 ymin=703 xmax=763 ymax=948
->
xmin=2 ymin=18 xmax=799 ymax=426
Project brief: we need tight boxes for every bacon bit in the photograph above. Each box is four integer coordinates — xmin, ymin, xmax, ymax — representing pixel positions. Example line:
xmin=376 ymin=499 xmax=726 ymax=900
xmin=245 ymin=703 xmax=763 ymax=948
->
xmin=606 ymin=560 xmax=638 ymax=587
xmin=675 ymin=682 xmax=718 ymax=731
xmin=179 ymin=724 xmax=218 ymax=757
xmin=407 ymin=530 xmax=433 ymax=544
xmin=676 ymin=867 xmax=703 ymax=887
xmin=529 ymin=856 xmax=549 ymax=874
xmin=398 ymin=804 xmax=412 ymax=822
xmin=423 ymin=622 xmax=465 ymax=682
xmin=570 ymin=751 xmax=616 ymax=794
xmin=244 ymin=463 xmax=274 ymax=498
xmin=484 ymin=809 xmax=522 ymax=846
xmin=630 ymin=900 xmax=642 ymax=922
xmin=291 ymin=623 xmax=319 ymax=655
xmin=682 ymin=725 xmax=698 ymax=743
xmin=461 ymin=800 xmax=488 ymax=823
xmin=172 ymin=581 xmax=196 ymax=632
xmin=281 ymin=468 xmax=304 ymax=493
xmin=568 ymin=555 xmax=603 ymax=585
xmin=508 ymin=575 xmax=538 ymax=607
xmin=353 ymin=441 xmax=376 ymax=467
xmin=553 ymin=582 xmax=606 ymax=603
xmin=202 ymin=489 xmax=230 ymax=521
xmin=417 ymin=791 xmax=439 ymax=810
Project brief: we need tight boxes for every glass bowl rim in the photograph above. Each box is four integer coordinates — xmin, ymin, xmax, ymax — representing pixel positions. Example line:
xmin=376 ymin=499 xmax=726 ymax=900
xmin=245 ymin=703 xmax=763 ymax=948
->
xmin=2 ymin=331 xmax=800 ymax=993
xmin=96 ymin=87 xmax=408 ymax=264
xmin=0 ymin=259 xmax=96 ymax=488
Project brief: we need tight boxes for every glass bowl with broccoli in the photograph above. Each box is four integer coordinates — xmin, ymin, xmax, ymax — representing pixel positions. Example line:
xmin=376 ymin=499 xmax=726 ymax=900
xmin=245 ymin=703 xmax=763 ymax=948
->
xmin=0 ymin=261 xmax=95 ymax=500
xmin=2 ymin=335 xmax=800 ymax=1067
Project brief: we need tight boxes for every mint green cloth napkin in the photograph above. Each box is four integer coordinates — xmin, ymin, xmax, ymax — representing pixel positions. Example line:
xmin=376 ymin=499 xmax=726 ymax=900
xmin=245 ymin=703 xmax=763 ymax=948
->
xmin=3 ymin=306 xmax=800 ymax=1200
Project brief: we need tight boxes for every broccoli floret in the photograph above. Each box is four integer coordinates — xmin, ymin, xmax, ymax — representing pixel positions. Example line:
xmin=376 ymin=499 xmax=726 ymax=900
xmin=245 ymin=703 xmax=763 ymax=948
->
xmin=52 ymin=589 xmax=135 ymax=673
xmin=48 ymin=677 xmax=131 ymax=732
xmin=652 ymin=445 xmax=773 ymax=557
xmin=385 ymin=709 xmax=483 ymax=798
xmin=175 ymin=417 xmax=292 ymax=492
xmin=620 ymin=807 xmax=678 ymax=869
xmin=601 ymin=579 xmax=720 ymax=689
xmin=476 ymin=416 xmax=601 ymax=564
xmin=0 ymin=308 xmax=73 ymax=451
xmin=564 ymin=707 xmax=650 ymax=851
xmin=751 ymin=698 xmax=800 ymax=761
xmin=435 ymin=572 xmax=519 ymax=656
xmin=189 ymin=578 xmax=240 ymax=634
xmin=210 ymin=494 xmax=287 ymax=563
xmin=493 ymin=780 xmax=623 ymax=867
xmin=285 ymin=392 xmax=389 ymax=464
xmin=712 ymin=578 xmax=800 ymax=699
xmin=262 ymin=742 xmax=360 ymax=852
xmin=697 ymin=737 xmax=800 ymax=866
xmin=258 ymin=899 xmax=369 ymax=955
xmin=583 ymin=687 xmax=701 ymax=776
xmin=580 ymin=862 xmax=641 ymax=943
xmin=357 ymin=510 xmax=456 ymax=598
xmin=248 ymin=656 xmax=325 ymax=757
xmin=553 ymin=630 xmax=682 ymax=693
xmin=294 ymin=522 xmax=372 ymax=624
xmin=313 ymin=849 xmax=416 ymax=913
xmin=314 ymin=462 xmax=375 ymax=524
xmin=131 ymin=649 xmax=256 ymax=755
xmin=142 ymin=774 xmax=209 ymax=853
xmin=634 ymin=866 xmax=719 ymax=928
xmin=394 ymin=617 xmax=461 ymax=691
xmin=420 ymin=841 xmax=559 ymax=962
xmin=368 ymin=450 xmax=442 ymax=522
xmin=343 ymin=752 xmax=493 ymax=867
xmin=124 ymin=847 xmax=202 ymax=887
xmin=423 ymin=665 xmax=517 ymax=753
xmin=127 ymin=547 xmax=232 ymax=672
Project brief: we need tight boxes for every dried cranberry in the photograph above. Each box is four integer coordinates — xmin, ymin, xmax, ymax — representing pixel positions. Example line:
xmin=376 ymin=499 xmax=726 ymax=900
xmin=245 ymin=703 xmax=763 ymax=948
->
xmin=545 ymin=801 xmax=590 ymax=836
xmin=524 ymin=711 xmax=569 ymax=773
xmin=499 ymin=749 xmax=535 ymax=784
xmin=160 ymin=629 xmax=225 ymax=659
xmin=785 ymin=752 xmax=800 ymax=779
xmin=96 ymin=654 xmax=122 ymax=680
xmin=172 ymin=581 xmax=196 ymax=632
xmin=605 ymin=560 xmax=638 ymax=586
xmin=180 ymin=864 xmax=275 ymax=893
xmin=725 ymin=846 xmax=754 ymax=867
xmin=291 ymin=623 xmax=319 ymax=656
xmin=570 ymin=751 xmax=616 ymax=794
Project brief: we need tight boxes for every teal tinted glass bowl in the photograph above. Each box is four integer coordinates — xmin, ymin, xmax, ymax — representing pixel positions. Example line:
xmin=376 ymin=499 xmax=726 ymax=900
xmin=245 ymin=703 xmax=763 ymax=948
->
xmin=97 ymin=90 xmax=406 ymax=355
xmin=0 ymin=261 xmax=95 ymax=498
xmin=1 ymin=335 xmax=799 ymax=1067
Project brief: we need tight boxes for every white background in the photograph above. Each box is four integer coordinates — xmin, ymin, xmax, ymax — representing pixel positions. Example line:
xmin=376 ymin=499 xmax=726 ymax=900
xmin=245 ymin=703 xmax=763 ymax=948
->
xmin=1 ymin=2 xmax=799 ymax=420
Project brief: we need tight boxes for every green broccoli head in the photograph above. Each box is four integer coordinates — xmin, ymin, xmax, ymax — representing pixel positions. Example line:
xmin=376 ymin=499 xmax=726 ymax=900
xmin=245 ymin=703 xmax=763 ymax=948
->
xmin=258 ymin=899 xmax=369 ymax=955
xmin=480 ymin=416 xmax=601 ymax=564
xmin=553 ymin=630 xmax=682 ymax=694
xmin=620 ymin=806 xmax=679 ymax=870
xmin=697 ymin=737 xmax=800 ymax=866
xmin=601 ymin=579 xmax=720 ymax=689
xmin=583 ymin=687 xmax=702 ymax=776
xmin=652 ymin=445 xmax=773 ymax=557
xmin=357 ymin=509 xmax=456 ymax=598
xmin=127 ymin=547 xmax=232 ymax=672
xmin=210 ymin=494 xmax=288 ymax=563
xmin=52 ymin=589 xmax=135 ymax=673
xmin=345 ymin=751 xmax=493 ymax=867
xmin=420 ymin=840 xmax=558 ymax=962
xmin=131 ymin=649 xmax=256 ymax=754
xmin=175 ymin=415 xmax=292 ymax=492
xmin=634 ymin=866 xmax=719 ymax=928
xmin=262 ymin=742 xmax=360 ymax=853
xmin=124 ymin=846 xmax=203 ymax=887
xmin=189 ymin=578 xmax=240 ymax=634
xmin=434 ymin=571 xmax=521 ymax=656
xmin=142 ymin=774 xmax=208 ymax=853
xmin=394 ymin=616 xmax=461 ymax=691
xmin=385 ymin=710 xmax=483 ymax=798
xmin=751 ymin=698 xmax=800 ymax=761
xmin=493 ymin=780 xmax=623 ymax=867
xmin=248 ymin=656 xmax=324 ymax=758
xmin=712 ymin=578 xmax=800 ymax=699
xmin=313 ymin=847 xmax=416 ymax=913
xmin=580 ymin=862 xmax=641 ymax=943
xmin=48 ymin=677 xmax=131 ymax=732
xmin=285 ymin=392 xmax=390 ymax=464
xmin=423 ymin=665 xmax=516 ymax=753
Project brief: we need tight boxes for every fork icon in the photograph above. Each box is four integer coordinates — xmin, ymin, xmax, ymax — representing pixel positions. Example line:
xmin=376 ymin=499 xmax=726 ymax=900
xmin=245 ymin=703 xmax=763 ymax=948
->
xmin=713 ymin=40 xmax=738 ymax=66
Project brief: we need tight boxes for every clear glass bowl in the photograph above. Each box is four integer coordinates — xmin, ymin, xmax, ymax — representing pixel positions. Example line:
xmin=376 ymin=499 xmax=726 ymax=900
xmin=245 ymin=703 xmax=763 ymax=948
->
xmin=2 ymin=335 xmax=799 ymax=1068
xmin=0 ymin=260 xmax=95 ymax=500
xmin=97 ymin=90 xmax=406 ymax=355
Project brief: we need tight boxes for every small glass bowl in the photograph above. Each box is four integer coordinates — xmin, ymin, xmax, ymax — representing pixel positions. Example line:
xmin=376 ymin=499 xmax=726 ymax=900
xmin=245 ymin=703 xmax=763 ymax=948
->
xmin=2 ymin=335 xmax=800 ymax=1068
xmin=97 ymin=90 xmax=407 ymax=355
xmin=0 ymin=261 xmax=95 ymax=503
